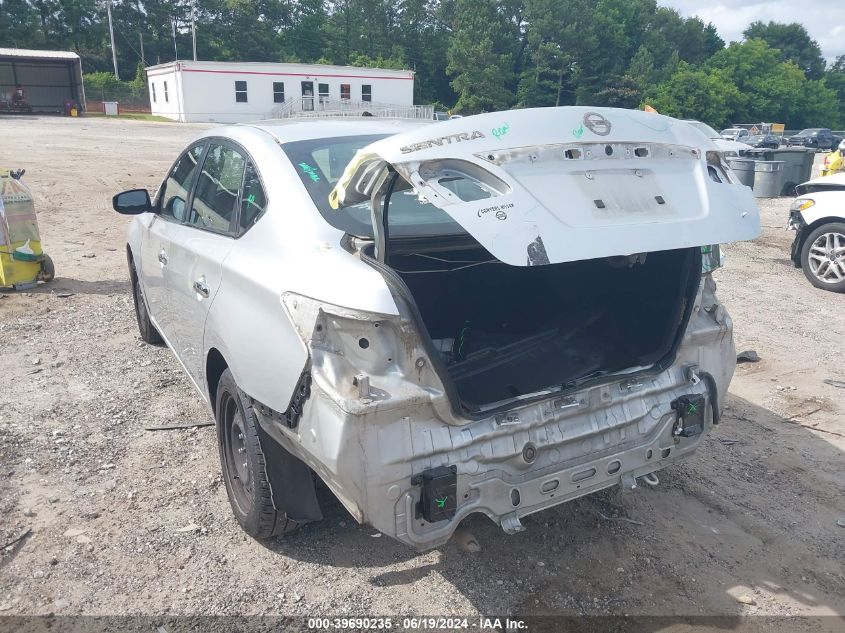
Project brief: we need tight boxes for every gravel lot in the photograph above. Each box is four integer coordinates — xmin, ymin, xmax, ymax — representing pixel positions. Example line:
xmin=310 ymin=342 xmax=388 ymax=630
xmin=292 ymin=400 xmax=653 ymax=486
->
xmin=1 ymin=116 xmax=844 ymax=623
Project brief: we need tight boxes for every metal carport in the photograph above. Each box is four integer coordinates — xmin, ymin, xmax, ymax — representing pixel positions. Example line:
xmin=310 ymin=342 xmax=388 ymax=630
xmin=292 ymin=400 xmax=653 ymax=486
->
xmin=0 ymin=48 xmax=86 ymax=113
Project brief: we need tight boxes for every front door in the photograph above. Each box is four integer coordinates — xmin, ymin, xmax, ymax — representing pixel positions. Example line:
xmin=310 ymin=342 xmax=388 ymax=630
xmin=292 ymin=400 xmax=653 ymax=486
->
xmin=165 ymin=141 xmax=244 ymax=388
xmin=301 ymin=81 xmax=314 ymax=111
xmin=140 ymin=142 xmax=206 ymax=342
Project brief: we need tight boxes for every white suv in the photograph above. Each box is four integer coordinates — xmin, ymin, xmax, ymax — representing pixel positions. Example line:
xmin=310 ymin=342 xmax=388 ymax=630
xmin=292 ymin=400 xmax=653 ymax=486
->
xmin=113 ymin=107 xmax=760 ymax=550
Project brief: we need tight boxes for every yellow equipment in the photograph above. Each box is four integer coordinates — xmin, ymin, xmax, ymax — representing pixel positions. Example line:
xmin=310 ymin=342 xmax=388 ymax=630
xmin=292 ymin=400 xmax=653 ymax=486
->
xmin=0 ymin=169 xmax=54 ymax=289
xmin=820 ymin=150 xmax=844 ymax=177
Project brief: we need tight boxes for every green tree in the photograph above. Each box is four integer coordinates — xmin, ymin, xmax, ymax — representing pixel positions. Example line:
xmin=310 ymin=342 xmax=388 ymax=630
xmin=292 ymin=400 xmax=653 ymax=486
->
xmin=0 ymin=0 xmax=41 ymax=48
xmin=644 ymin=7 xmax=722 ymax=67
xmin=796 ymin=79 xmax=842 ymax=129
xmin=446 ymin=0 xmax=518 ymax=112
xmin=644 ymin=63 xmax=739 ymax=127
xmin=594 ymin=74 xmax=642 ymax=108
xmin=824 ymin=55 xmax=845 ymax=112
xmin=708 ymin=39 xmax=805 ymax=123
xmin=742 ymin=21 xmax=825 ymax=80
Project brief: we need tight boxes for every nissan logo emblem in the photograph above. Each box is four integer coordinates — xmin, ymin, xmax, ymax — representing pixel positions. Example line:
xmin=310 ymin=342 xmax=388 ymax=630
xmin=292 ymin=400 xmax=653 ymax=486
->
xmin=583 ymin=112 xmax=612 ymax=136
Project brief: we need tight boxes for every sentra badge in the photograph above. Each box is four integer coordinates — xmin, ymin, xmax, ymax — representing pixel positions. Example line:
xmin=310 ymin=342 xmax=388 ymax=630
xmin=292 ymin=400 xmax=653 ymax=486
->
xmin=400 ymin=131 xmax=485 ymax=154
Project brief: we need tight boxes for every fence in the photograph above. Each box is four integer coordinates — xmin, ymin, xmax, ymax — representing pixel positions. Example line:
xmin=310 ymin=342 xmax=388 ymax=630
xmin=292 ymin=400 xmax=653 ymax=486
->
xmin=85 ymin=84 xmax=151 ymax=114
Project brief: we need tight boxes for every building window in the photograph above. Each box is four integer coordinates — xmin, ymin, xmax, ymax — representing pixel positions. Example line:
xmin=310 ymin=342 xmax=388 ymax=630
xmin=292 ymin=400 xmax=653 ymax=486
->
xmin=163 ymin=81 xmax=169 ymax=103
xmin=318 ymin=83 xmax=329 ymax=103
xmin=273 ymin=82 xmax=285 ymax=103
xmin=340 ymin=83 xmax=350 ymax=101
xmin=235 ymin=80 xmax=248 ymax=103
xmin=151 ymin=83 xmax=156 ymax=103
xmin=361 ymin=84 xmax=372 ymax=102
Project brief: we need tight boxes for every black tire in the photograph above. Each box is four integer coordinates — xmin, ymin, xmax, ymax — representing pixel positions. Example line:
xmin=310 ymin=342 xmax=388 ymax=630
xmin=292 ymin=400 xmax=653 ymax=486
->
xmin=130 ymin=264 xmax=163 ymax=344
xmin=215 ymin=369 xmax=297 ymax=539
xmin=800 ymin=222 xmax=845 ymax=293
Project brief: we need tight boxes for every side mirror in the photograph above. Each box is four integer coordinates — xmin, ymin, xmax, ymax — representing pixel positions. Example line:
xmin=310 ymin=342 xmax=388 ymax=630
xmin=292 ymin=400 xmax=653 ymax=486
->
xmin=113 ymin=189 xmax=152 ymax=215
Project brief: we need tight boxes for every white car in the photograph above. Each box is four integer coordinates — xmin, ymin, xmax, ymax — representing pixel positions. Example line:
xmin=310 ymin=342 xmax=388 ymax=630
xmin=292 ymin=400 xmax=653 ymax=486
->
xmin=788 ymin=172 xmax=845 ymax=292
xmin=682 ymin=120 xmax=751 ymax=157
xmin=113 ymin=107 xmax=760 ymax=550
xmin=720 ymin=127 xmax=750 ymax=142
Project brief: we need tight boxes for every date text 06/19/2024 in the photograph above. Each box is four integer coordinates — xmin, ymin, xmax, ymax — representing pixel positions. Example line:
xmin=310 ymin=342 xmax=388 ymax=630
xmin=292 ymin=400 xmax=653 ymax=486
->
xmin=306 ymin=617 xmax=529 ymax=630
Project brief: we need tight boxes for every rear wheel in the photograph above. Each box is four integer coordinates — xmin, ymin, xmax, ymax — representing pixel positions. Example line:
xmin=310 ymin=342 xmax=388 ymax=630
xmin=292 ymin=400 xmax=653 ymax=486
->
xmin=130 ymin=264 xmax=163 ymax=344
xmin=800 ymin=222 xmax=845 ymax=293
xmin=215 ymin=369 xmax=297 ymax=539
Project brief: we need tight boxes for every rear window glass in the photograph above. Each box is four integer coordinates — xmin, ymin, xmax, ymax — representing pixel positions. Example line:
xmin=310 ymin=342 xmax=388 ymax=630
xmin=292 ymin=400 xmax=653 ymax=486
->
xmin=281 ymin=135 xmax=465 ymax=239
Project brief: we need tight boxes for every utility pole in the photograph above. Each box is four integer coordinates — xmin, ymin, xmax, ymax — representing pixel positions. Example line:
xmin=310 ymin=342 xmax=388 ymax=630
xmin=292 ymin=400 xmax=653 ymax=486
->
xmin=191 ymin=0 xmax=197 ymax=61
xmin=172 ymin=18 xmax=178 ymax=61
xmin=139 ymin=32 xmax=145 ymax=67
xmin=107 ymin=0 xmax=119 ymax=79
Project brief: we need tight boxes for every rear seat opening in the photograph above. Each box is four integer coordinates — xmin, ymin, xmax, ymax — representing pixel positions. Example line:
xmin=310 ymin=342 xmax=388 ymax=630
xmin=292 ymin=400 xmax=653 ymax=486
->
xmin=383 ymin=243 xmax=702 ymax=413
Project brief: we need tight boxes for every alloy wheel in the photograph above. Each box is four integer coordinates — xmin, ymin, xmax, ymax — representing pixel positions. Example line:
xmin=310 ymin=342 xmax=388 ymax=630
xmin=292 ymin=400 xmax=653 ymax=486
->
xmin=807 ymin=231 xmax=845 ymax=284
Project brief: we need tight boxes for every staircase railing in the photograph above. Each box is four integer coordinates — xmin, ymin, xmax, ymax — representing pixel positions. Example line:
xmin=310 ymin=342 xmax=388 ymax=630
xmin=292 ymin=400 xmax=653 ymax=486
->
xmin=268 ymin=97 xmax=433 ymax=120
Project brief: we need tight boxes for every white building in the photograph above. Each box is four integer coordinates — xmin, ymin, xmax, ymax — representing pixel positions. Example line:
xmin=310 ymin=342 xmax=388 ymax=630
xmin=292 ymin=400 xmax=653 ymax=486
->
xmin=145 ymin=60 xmax=416 ymax=123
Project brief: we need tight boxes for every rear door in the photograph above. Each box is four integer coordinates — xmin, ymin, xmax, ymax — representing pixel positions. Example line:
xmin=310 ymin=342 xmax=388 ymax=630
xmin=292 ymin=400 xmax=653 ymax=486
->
xmin=140 ymin=142 xmax=206 ymax=340
xmin=165 ymin=141 xmax=246 ymax=387
xmin=330 ymin=107 xmax=761 ymax=266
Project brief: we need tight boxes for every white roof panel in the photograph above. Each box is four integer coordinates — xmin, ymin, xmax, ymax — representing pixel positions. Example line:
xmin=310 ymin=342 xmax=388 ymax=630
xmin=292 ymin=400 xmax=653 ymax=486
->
xmin=0 ymin=48 xmax=80 ymax=61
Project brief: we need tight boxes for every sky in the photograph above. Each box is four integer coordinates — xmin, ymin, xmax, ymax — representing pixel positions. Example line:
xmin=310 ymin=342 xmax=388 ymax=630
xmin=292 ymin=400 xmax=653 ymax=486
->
xmin=660 ymin=0 xmax=845 ymax=62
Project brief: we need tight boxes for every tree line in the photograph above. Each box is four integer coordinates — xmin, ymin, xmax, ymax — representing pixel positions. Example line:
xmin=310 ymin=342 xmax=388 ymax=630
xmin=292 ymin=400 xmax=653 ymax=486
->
xmin=2 ymin=0 xmax=843 ymax=127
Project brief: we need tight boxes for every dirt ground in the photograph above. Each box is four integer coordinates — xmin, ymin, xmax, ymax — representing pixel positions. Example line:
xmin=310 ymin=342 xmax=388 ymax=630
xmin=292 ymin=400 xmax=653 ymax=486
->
xmin=1 ymin=116 xmax=844 ymax=624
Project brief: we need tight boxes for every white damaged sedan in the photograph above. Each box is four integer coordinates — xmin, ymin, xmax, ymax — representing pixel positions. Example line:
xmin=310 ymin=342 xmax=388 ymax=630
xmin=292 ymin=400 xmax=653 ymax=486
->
xmin=113 ymin=107 xmax=760 ymax=550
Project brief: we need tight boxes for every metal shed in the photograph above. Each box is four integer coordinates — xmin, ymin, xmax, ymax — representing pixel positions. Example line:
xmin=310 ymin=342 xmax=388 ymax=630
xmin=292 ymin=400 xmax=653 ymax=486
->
xmin=0 ymin=48 xmax=86 ymax=113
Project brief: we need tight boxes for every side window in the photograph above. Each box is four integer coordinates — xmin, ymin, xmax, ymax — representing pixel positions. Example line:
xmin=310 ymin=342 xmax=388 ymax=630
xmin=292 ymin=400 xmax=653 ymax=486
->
xmin=273 ymin=81 xmax=285 ymax=103
xmin=361 ymin=84 xmax=372 ymax=102
xmin=159 ymin=144 xmax=205 ymax=221
xmin=188 ymin=143 xmax=246 ymax=234
xmin=235 ymin=80 xmax=248 ymax=103
xmin=164 ymin=81 xmax=169 ymax=103
xmin=151 ymin=83 xmax=156 ymax=103
xmin=318 ymin=83 xmax=329 ymax=103
xmin=340 ymin=83 xmax=350 ymax=101
xmin=238 ymin=161 xmax=267 ymax=232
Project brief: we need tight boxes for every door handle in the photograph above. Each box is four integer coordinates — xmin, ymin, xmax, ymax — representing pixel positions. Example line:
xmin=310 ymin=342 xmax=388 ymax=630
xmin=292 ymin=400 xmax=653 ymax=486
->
xmin=193 ymin=278 xmax=209 ymax=298
xmin=158 ymin=250 xmax=168 ymax=265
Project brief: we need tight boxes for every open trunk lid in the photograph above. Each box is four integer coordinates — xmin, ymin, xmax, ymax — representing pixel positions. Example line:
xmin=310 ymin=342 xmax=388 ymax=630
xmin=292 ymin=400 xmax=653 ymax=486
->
xmin=329 ymin=106 xmax=760 ymax=266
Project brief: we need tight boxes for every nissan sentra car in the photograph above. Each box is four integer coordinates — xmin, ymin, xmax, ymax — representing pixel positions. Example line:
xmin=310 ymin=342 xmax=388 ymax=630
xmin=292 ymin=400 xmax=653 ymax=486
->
xmin=112 ymin=107 xmax=760 ymax=550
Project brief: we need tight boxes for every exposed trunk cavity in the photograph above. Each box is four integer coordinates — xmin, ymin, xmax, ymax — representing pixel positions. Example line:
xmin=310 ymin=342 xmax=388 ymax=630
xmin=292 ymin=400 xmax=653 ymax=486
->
xmin=380 ymin=244 xmax=701 ymax=413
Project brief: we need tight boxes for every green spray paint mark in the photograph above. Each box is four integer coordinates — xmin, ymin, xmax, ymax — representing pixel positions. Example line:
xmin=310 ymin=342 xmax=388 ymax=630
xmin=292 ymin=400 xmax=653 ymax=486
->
xmin=247 ymin=194 xmax=256 ymax=204
xmin=687 ymin=402 xmax=698 ymax=415
xmin=491 ymin=122 xmax=510 ymax=140
xmin=435 ymin=497 xmax=448 ymax=509
xmin=573 ymin=124 xmax=585 ymax=139
xmin=298 ymin=162 xmax=321 ymax=183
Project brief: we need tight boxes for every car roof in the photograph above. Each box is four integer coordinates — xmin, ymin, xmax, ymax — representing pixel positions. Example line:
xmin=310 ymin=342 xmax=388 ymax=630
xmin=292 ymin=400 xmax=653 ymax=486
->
xmin=236 ymin=118 xmax=433 ymax=144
